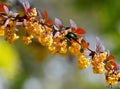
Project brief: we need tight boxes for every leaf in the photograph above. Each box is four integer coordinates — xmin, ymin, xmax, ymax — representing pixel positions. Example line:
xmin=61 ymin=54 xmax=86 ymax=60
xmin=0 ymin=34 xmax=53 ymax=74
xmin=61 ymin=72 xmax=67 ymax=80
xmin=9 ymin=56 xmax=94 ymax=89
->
xmin=111 ymin=62 xmax=117 ymax=68
xmin=4 ymin=19 xmax=10 ymax=27
xmin=54 ymin=18 xmax=63 ymax=28
xmin=75 ymin=27 xmax=86 ymax=34
xmin=70 ymin=19 xmax=77 ymax=29
xmin=53 ymin=25 xmax=59 ymax=31
xmin=20 ymin=0 xmax=30 ymax=12
xmin=23 ymin=19 xmax=27 ymax=26
xmin=81 ymin=39 xmax=89 ymax=49
xmin=37 ymin=10 xmax=42 ymax=18
xmin=3 ymin=5 xmax=9 ymax=14
xmin=43 ymin=10 xmax=48 ymax=19
xmin=84 ymin=42 xmax=89 ymax=49
xmin=116 ymin=65 xmax=120 ymax=70
xmin=45 ymin=20 xmax=54 ymax=25
xmin=53 ymin=31 xmax=60 ymax=38
xmin=107 ymin=54 xmax=115 ymax=60
xmin=25 ymin=0 xmax=30 ymax=9
xmin=0 ymin=4 xmax=10 ymax=13
xmin=96 ymin=37 xmax=105 ymax=53
xmin=22 ymin=3 xmax=26 ymax=12
xmin=26 ymin=8 xmax=31 ymax=13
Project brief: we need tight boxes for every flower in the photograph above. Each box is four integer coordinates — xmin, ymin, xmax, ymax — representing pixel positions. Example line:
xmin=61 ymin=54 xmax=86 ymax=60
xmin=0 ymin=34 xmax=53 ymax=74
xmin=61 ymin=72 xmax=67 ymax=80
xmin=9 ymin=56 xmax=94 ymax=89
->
xmin=4 ymin=20 xmax=19 ymax=43
xmin=48 ymin=31 xmax=68 ymax=54
xmin=23 ymin=35 xmax=33 ymax=45
xmin=0 ymin=26 xmax=5 ymax=36
xmin=25 ymin=21 xmax=42 ymax=36
xmin=68 ymin=38 xmax=83 ymax=56
xmin=105 ymin=71 xmax=120 ymax=86
xmin=92 ymin=52 xmax=107 ymax=74
xmin=78 ymin=55 xmax=90 ymax=69
xmin=38 ymin=32 xmax=53 ymax=47
xmin=104 ymin=54 xmax=117 ymax=72
xmin=48 ymin=39 xmax=67 ymax=54
xmin=30 ymin=8 xmax=37 ymax=17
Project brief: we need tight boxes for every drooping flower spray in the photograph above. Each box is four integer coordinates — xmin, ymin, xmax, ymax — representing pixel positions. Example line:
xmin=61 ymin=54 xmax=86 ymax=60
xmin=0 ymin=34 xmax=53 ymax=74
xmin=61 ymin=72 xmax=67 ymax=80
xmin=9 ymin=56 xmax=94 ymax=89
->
xmin=0 ymin=0 xmax=120 ymax=88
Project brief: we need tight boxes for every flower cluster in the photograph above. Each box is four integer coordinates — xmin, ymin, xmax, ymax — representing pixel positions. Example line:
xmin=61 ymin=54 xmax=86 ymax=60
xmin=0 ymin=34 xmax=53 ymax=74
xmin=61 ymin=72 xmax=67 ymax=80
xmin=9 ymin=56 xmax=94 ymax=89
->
xmin=78 ymin=55 xmax=90 ymax=69
xmin=0 ymin=1 xmax=120 ymax=88
xmin=92 ymin=52 xmax=107 ymax=74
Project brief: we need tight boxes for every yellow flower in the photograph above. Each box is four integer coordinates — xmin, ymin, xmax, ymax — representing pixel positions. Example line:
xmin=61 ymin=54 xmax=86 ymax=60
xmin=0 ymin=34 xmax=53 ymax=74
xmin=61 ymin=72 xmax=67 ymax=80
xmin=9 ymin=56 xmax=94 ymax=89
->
xmin=105 ymin=71 xmax=120 ymax=85
xmin=48 ymin=40 xmax=67 ymax=54
xmin=57 ymin=40 xmax=67 ymax=54
xmin=0 ymin=26 xmax=5 ymax=36
xmin=38 ymin=33 xmax=53 ymax=46
xmin=31 ymin=8 xmax=37 ymax=17
xmin=4 ymin=21 xmax=19 ymax=43
xmin=48 ymin=46 xmax=57 ymax=54
xmin=92 ymin=52 xmax=107 ymax=74
xmin=47 ymin=31 xmax=68 ymax=54
xmin=25 ymin=21 xmax=43 ymax=36
xmin=23 ymin=35 xmax=33 ymax=45
xmin=78 ymin=55 xmax=90 ymax=70
xmin=69 ymin=40 xmax=82 ymax=56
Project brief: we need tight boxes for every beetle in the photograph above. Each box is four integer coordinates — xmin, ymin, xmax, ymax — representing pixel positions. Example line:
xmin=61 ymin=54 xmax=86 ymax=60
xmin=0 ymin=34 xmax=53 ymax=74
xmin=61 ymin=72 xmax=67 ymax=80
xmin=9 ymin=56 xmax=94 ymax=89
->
xmin=65 ymin=32 xmax=78 ymax=41
xmin=65 ymin=32 xmax=86 ymax=53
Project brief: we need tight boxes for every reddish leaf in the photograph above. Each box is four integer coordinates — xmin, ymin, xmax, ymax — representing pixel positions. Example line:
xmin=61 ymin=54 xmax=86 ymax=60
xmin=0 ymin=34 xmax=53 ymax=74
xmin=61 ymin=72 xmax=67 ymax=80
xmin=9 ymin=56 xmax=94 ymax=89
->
xmin=107 ymin=54 xmax=115 ymax=60
xmin=84 ymin=42 xmax=89 ymax=49
xmin=111 ymin=62 xmax=117 ymax=68
xmin=75 ymin=27 xmax=86 ymax=34
xmin=71 ymin=27 xmax=76 ymax=33
xmin=45 ymin=20 xmax=54 ymax=25
xmin=43 ymin=10 xmax=48 ymax=19
xmin=81 ymin=39 xmax=89 ymax=49
xmin=0 ymin=4 xmax=10 ymax=13
xmin=26 ymin=8 xmax=31 ymax=13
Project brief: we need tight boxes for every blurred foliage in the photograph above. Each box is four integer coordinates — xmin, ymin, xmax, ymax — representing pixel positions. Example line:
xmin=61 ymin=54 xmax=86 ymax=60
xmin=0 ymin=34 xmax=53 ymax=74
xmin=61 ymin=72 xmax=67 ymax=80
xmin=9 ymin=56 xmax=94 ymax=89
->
xmin=0 ymin=38 xmax=20 ymax=79
xmin=0 ymin=0 xmax=7 ymax=3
